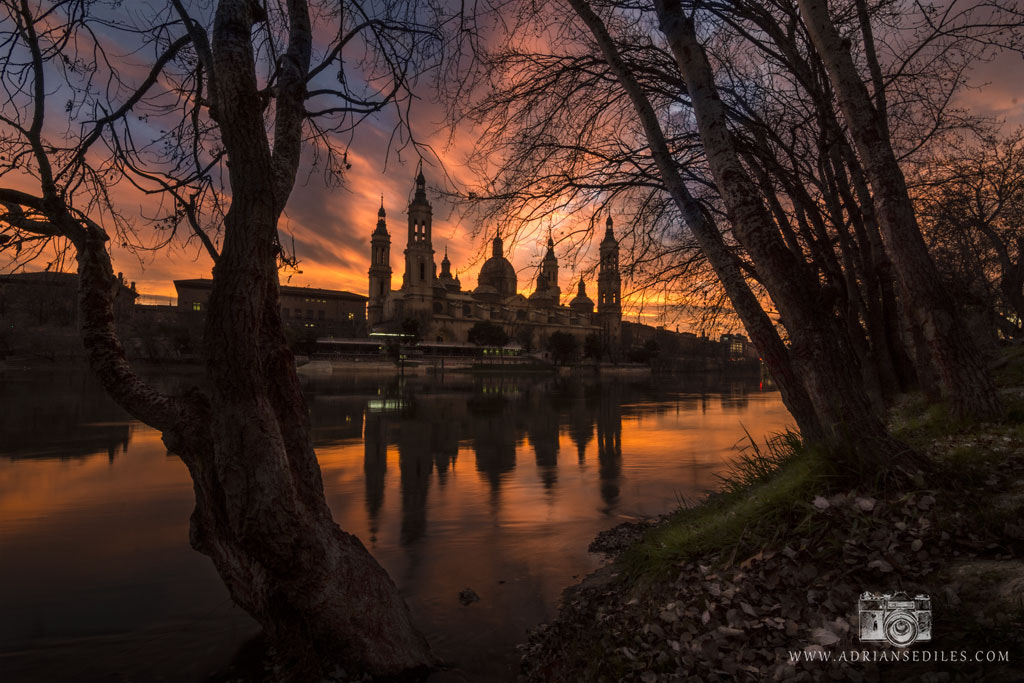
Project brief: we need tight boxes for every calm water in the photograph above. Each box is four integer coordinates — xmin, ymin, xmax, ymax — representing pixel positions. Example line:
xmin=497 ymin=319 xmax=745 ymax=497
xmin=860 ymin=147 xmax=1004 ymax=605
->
xmin=0 ymin=367 xmax=792 ymax=682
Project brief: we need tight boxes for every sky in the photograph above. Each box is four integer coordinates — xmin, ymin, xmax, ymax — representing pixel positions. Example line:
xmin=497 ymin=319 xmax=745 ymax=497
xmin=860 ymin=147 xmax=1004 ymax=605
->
xmin=5 ymin=2 xmax=1024 ymax=330
xmin=81 ymin=66 xmax=623 ymax=317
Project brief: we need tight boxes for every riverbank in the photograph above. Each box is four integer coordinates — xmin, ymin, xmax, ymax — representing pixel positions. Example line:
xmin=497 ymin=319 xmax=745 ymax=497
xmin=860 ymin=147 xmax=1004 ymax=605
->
xmin=520 ymin=347 xmax=1024 ymax=682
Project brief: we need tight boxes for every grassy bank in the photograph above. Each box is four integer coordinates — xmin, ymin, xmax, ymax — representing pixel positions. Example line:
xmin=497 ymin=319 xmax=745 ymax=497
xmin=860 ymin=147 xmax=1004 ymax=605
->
xmin=520 ymin=349 xmax=1024 ymax=682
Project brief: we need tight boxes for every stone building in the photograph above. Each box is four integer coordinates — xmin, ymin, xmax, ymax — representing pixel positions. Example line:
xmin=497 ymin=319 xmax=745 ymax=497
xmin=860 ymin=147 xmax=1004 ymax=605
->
xmin=174 ymin=278 xmax=367 ymax=339
xmin=0 ymin=271 xmax=136 ymax=329
xmin=367 ymin=172 xmax=623 ymax=352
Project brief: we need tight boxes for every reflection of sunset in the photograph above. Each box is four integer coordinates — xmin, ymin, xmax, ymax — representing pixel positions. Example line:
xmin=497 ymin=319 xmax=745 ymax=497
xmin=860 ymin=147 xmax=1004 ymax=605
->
xmin=1 ymin=370 xmax=789 ymax=680
xmin=0 ymin=426 xmax=189 ymax=544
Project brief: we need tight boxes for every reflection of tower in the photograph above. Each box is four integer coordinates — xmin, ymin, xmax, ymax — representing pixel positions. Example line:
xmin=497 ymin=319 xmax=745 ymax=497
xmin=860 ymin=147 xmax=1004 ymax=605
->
xmin=527 ymin=388 xmax=560 ymax=490
xmin=367 ymin=197 xmax=391 ymax=327
xmin=596 ymin=382 xmax=622 ymax=513
xmin=598 ymin=215 xmax=622 ymax=352
xmin=397 ymin=409 xmax=433 ymax=546
xmin=427 ymin=397 xmax=461 ymax=486
xmin=392 ymin=394 xmax=462 ymax=545
xmin=363 ymin=410 xmax=388 ymax=542
xmin=469 ymin=397 xmax=518 ymax=501
xmin=402 ymin=168 xmax=435 ymax=296
xmin=568 ymin=384 xmax=596 ymax=464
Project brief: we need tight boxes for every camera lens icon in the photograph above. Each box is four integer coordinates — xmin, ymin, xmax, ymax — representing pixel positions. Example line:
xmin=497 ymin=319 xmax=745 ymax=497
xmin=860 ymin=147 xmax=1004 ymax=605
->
xmin=884 ymin=611 xmax=919 ymax=647
xmin=858 ymin=591 xmax=932 ymax=648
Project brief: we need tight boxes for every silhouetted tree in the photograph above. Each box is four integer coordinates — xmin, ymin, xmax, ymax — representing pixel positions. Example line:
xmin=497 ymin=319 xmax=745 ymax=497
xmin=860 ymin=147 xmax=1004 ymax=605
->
xmin=917 ymin=131 xmax=1024 ymax=340
xmin=468 ymin=320 xmax=510 ymax=346
xmin=583 ymin=332 xmax=603 ymax=360
xmin=797 ymin=0 xmax=1004 ymax=420
xmin=0 ymin=0 xmax=446 ymax=677
xmin=548 ymin=331 xmax=579 ymax=364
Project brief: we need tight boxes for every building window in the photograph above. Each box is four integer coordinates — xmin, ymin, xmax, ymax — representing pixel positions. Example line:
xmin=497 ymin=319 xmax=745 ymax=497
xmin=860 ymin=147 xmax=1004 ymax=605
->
xmin=463 ymin=304 xmax=472 ymax=317
xmin=419 ymin=262 xmax=425 ymax=281
xmin=318 ymin=310 xmax=325 ymax=320
xmin=306 ymin=309 xmax=313 ymax=319
xmin=191 ymin=302 xmax=202 ymax=311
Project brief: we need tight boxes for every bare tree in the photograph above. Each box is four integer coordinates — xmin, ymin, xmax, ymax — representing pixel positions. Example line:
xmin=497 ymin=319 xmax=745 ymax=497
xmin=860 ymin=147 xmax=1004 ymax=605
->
xmin=0 ymin=0 xmax=450 ymax=677
xmin=639 ymin=0 xmax=918 ymax=469
xmin=917 ymin=131 xmax=1024 ymax=339
xmin=797 ymin=0 xmax=1011 ymax=420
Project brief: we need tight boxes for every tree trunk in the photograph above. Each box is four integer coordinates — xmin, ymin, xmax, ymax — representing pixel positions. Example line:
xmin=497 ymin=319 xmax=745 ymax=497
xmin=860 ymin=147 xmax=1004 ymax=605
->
xmin=649 ymin=0 xmax=924 ymax=473
xmin=563 ymin=0 xmax=825 ymax=446
xmin=6 ymin=0 xmax=435 ymax=677
xmin=159 ymin=182 xmax=433 ymax=678
xmin=836 ymin=137 xmax=919 ymax=391
xmin=167 ymin=1 xmax=434 ymax=676
xmin=797 ymin=0 xmax=1002 ymax=421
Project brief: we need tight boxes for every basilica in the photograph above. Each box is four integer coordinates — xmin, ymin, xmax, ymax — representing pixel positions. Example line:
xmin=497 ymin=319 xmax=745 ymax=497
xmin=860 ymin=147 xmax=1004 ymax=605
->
xmin=367 ymin=171 xmax=623 ymax=352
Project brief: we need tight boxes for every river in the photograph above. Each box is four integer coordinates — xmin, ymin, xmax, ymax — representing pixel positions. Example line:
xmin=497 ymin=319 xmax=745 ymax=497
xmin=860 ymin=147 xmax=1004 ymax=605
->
xmin=0 ymin=367 xmax=792 ymax=682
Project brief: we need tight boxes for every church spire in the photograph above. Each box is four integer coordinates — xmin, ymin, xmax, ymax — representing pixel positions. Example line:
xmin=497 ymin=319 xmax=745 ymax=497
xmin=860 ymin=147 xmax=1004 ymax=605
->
xmin=368 ymin=195 xmax=393 ymax=327
xmin=570 ymin=275 xmax=594 ymax=314
xmin=373 ymin=195 xmax=388 ymax=236
xmin=404 ymin=167 xmax=435 ymax=292
xmin=598 ymin=209 xmax=622 ymax=350
xmin=414 ymin=160 xmax=426 ymax=201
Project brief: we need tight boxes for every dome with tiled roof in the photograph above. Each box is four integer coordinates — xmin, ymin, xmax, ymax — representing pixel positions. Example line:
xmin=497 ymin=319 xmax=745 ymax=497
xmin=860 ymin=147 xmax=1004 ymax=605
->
xmin=570 ymin=277 xmax=594 ymax=313
xmin=476 ymin=236 xmax=517 ymax=297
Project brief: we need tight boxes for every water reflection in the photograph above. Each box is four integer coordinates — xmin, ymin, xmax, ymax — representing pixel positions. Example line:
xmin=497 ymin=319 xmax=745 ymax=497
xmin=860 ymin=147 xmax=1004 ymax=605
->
xmin=0 ymin=367 xmax=790 ymax=682
xmin=0 ymin=373 xmax=133 ymax=462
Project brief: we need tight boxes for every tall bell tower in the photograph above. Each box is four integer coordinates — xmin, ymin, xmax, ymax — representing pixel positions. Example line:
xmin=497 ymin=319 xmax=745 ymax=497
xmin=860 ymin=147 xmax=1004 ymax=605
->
xmin=402 ymin=168 xmax=435 ymax=296
xmin=598 ymin=215 xmax=622 ymax=352
xmin=367 ymin=197 xmax=391 ymax=327
xmin=538 ymin=232 xmax=561 ymax=301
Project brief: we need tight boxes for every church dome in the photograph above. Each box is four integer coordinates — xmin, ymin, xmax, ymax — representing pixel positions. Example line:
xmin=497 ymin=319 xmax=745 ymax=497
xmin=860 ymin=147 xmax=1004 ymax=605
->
xmin=570 ymin=277 xmax=594 ymax=313
xmin=477 ymin=236 xmax=517 ymax=297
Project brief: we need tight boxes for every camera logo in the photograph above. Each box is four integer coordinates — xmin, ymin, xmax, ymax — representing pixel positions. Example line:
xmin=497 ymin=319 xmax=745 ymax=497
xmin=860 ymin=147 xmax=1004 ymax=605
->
xmin=859 ymin=591 xmax=932 ymax=647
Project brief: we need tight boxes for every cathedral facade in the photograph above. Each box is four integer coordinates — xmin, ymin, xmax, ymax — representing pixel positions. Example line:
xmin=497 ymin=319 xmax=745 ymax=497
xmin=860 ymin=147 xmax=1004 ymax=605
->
xmin=367 ymin=172 xmax=623 ymax=353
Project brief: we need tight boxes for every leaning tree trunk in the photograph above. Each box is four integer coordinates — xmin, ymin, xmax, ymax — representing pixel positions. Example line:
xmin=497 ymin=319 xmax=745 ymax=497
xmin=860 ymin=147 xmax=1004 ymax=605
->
xmin=7 ymin=0 xmax=434 ymax=677
xmin=797 ymin=0 xmax=1002 ymax=421
xmin=162 ymin=193 xmax=433 ymax=678
xmin=160 ymin=0 xmax=434 ymax=677
xmin=563 ymin=0 xmax=825 ymax=446
xmin=650 ymin=0 xmax=925 ymax=474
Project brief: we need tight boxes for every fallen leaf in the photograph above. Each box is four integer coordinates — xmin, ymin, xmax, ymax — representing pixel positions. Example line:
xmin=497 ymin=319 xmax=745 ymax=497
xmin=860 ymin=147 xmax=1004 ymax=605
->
xmin=855 ymin=497 xmax=876 ymax=512
xmin=811 ymin=628 xmax=840 ymax=646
